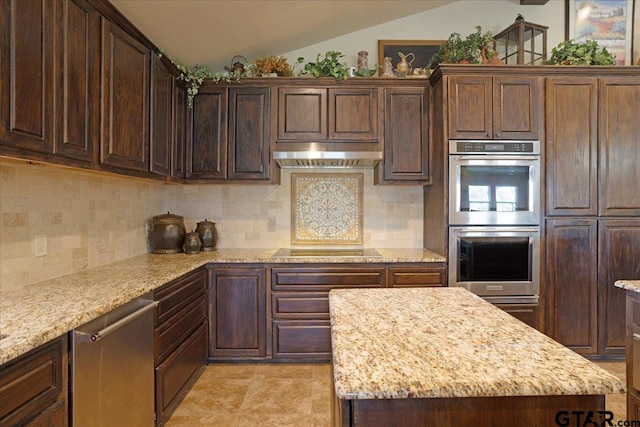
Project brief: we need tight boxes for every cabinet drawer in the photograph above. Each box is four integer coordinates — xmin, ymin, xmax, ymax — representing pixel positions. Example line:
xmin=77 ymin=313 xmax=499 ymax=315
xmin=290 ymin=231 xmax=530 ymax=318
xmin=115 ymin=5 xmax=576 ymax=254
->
xmin=25 ymin=399 xmax=65 ymax=427
xmin=0 ymin=336 xmax=66 ymax=426
xmin=156 ymin=322 xmax=207 ymax=424
xmin=272 ymin=292 xmax=329 ymax=319
xmin=272 ymin=320 xmax=331 ymax=360
xmin=155 ymin=296 xmax=207 ymax=364
xmin=388 ymin=267 xmax=445 ymax=287
xmin=272 ymin=267 xmax=385 ymax=291
xmin=155 ymin=269 xmax=206 ymax=325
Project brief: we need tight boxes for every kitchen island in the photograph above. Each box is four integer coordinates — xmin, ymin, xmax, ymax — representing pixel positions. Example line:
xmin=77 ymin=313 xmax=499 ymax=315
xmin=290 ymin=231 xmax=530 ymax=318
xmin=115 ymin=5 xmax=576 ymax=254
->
xmin=329 ymin=287 xmax=625 ymax=427
xmin=614 ymin=280 xmax=640 ymax=421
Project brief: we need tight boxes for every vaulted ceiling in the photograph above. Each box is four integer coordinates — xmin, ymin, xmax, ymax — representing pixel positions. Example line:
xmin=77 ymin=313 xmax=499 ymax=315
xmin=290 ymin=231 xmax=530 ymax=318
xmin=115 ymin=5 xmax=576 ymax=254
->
xmin=110 ymin=0 xmax=457 ymax=71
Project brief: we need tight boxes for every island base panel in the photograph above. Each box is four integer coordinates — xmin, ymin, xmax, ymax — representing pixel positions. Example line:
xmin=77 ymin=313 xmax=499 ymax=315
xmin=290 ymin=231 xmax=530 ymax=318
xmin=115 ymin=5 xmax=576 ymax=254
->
xmin=333 ymin=393 xmax=605 ymax=427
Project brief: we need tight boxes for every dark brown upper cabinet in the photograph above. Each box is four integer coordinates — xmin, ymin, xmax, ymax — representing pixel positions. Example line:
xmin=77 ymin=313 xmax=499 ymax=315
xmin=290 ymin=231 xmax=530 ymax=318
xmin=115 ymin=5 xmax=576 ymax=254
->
xmin=0 ymin=0 xmax=99 ymax=168
xmin=187 ymin=87 xmax=228 ymax=179
xmin=277 ymin=87 xmax=378 ymax=142
xmin=545 ymin=77 xmax=598 ymax=216
xmin=378 ymin=87 xmax=430 ymax=184
xmin=447 ymin=75 xmax=542 ymax=140
xmin=99 ymin=17 xmax=150 ymax=172
xmin=187 ymin=85 xmax=272 ymax=181
xmin=545 ymin=76 xmax=640 ymax=217
xmin=171 ymin=81 xmax=188 ymax=179
xmin=0 ymin=0 xmax=55 ymax=156
xmin=150 ymin=54 xmax=173 ymax=176
xmin=598 ymin=77 xmax=640 ymax=217
xmin=227 ymin=87 xmax=271 ymax=180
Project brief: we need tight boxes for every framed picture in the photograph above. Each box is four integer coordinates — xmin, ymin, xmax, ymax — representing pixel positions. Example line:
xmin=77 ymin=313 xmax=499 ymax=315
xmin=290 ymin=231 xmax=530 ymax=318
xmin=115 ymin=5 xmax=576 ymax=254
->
xmin=566 ymin=0 xmax=634 ymax=65
xmin=377 ymin=40 xmax=444 ymax=74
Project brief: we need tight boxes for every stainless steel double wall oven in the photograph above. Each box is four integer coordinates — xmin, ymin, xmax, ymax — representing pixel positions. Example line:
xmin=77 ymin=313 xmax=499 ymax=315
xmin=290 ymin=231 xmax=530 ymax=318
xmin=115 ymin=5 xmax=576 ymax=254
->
xmin=448 ymin=140 xmax=541 ymax=304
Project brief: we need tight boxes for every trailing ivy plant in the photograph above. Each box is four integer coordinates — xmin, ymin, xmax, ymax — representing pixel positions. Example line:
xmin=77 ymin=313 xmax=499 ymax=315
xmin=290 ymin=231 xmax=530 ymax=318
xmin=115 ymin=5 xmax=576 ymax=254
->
xmin=158 ymin=49 xmax=241 ymax=108
xmin=299 ymin=51 xmax=350 ymax=80
xmin=544 ymin=40 xmax=616 ymax=65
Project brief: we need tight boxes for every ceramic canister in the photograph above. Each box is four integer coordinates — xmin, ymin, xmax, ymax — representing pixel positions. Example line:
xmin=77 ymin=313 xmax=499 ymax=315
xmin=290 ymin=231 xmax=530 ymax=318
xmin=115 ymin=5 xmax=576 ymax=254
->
xmin=195 ymin=219 xmax=218 ymax=251
xmin=149 ymin=212 xmax=186 ymax=254
xmin=183 ymin=231 xmax=202 ymax=254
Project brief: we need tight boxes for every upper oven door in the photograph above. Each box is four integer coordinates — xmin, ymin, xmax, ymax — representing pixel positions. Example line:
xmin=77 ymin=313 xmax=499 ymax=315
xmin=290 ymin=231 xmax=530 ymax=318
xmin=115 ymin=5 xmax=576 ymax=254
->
xmin=449 ymin=155 xmax=540 ymax=225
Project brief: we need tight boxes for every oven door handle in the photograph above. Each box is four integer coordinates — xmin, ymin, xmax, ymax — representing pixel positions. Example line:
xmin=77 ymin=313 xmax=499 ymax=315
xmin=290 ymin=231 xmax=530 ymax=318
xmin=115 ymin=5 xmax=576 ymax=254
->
xmin=454 ymin=155 xmax=540 ymax=161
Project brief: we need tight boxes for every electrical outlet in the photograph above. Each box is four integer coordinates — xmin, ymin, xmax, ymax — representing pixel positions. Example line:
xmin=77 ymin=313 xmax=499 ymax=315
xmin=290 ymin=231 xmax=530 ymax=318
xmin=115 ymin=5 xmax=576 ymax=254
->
xmin=34 ymin=234 xmax=47 ymax=257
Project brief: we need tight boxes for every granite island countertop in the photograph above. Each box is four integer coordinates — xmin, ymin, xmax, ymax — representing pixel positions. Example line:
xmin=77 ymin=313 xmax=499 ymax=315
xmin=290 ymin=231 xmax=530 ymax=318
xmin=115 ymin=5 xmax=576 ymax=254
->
xmin=0 ymin=248 xmax=444 ymax=365
xmin=329 ymin=287 xmax=626 ymax=400
xmin=615 ymin=280 xmax=640 ymax=294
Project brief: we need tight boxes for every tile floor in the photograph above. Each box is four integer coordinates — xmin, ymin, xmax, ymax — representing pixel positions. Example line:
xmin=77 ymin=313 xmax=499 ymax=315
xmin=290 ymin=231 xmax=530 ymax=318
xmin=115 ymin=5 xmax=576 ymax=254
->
xmin=165 ymin=361 xmax=626 ymax=427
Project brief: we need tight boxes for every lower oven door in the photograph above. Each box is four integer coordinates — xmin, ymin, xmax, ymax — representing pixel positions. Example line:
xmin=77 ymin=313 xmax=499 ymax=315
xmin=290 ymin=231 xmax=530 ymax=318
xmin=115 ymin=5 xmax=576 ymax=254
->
xmin=448 ymin=226 xmax=540 ymax=303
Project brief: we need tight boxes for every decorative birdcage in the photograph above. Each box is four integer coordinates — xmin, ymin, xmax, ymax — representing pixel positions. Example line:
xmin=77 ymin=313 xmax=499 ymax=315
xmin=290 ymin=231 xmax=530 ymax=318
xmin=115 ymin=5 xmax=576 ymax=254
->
xmin=493 ymin=15 xmax=548 ymax=65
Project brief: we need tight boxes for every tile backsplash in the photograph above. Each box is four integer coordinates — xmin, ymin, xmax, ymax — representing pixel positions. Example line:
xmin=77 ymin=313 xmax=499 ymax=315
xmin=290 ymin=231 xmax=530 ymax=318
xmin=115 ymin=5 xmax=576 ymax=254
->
xmin=0 ymin=158 xmax=165 ymax=291
xmin=1 ymin=161 xmax=423 ymax=290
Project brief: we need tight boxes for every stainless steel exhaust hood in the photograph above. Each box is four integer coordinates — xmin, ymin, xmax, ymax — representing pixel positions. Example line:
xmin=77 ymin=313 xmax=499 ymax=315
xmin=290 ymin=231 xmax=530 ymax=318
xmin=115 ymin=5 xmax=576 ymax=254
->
xmin=273 ymin=143 xmax=383 ymax=168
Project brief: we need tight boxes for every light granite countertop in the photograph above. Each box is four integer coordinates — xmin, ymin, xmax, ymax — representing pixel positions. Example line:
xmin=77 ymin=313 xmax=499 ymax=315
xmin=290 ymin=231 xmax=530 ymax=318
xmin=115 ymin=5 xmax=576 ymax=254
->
xmin=329 ymin=287 xmax=626 ymax=400
xmin=615 ymin=280 xmax=640 ymax=294
xmin=0 ymin=248 xmax=443 ymax=365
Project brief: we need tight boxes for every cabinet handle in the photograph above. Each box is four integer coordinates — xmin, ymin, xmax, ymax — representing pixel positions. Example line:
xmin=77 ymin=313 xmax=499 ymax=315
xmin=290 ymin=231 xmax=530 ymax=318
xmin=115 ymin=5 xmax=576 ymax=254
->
xmin=633 ymin=333 xmax=640 ymax=341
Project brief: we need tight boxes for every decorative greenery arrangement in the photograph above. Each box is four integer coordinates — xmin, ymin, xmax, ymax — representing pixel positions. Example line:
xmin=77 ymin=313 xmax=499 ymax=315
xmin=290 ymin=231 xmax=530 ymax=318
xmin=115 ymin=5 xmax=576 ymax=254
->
xmin=299 ymin=51 xmax=350 ymax=80
xmin=429 ymin=26 xmax=497 ymax=66
xmin=159 ymin=49 xmax=242 ymax=108
xmin=354 ymin=64 xmax=379 ymax=77
xmin=544 ymin=40 xmax=616 ymax=65
xmin=250 ymin=55 xmax=294 ymax=76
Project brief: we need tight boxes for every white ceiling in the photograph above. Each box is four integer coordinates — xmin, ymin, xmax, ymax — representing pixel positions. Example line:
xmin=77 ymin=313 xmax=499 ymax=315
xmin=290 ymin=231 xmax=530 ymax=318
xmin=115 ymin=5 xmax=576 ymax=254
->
xmin=110 ymin=0 xmax=457 ymax=72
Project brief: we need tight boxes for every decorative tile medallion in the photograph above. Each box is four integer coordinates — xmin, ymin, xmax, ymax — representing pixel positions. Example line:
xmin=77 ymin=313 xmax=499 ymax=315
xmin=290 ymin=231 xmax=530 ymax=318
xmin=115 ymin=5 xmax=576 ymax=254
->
xmin=291 ymin=173 xmax=363 ymax=244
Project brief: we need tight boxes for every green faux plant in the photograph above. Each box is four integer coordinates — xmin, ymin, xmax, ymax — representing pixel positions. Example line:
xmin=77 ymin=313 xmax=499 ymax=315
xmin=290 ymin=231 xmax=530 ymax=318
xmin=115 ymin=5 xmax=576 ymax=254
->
xmin=299 ymin=51 xmax=350 ymax=80
xmin=544 ymin=39 xmax=616 ymax=65
xmin=430 ymin=26 xmax=497 ymax=66
xmin=159 ymin=49 xmax=242 ymax=108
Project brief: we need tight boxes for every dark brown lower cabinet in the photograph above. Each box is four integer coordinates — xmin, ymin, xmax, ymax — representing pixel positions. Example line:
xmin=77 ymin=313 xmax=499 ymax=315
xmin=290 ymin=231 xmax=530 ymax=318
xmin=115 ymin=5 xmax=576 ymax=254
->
xmin=209 ymin=267 xmax=267 ymax=360
xmin=270 ymin=264 xmax=445 ymax=361
xmin=546 ymin=218 xmax=640 ymax=357
xmin=0 ymin=335 xmax=68 ymax=426
xmin=494 ymin=304 xmax=539 ymax=329
xmin=154 ymin=268 xmax=208 ymax=426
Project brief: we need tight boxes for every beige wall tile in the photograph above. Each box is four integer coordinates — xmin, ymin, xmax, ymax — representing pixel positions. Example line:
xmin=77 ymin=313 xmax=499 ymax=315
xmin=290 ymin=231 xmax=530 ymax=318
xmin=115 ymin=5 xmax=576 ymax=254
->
xmin=1 ymin=159 xmax=424 ymax=290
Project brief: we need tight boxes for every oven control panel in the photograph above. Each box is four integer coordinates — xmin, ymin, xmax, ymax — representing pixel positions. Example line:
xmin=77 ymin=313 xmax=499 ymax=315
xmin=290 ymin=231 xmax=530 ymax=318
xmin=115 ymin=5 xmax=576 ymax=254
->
xmin=450 ymin=140 xmax=540 ymax=155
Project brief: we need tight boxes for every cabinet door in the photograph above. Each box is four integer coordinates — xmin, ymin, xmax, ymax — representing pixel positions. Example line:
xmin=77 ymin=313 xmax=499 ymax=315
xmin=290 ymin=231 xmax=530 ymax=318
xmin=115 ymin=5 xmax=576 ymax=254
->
xmin=277 ymin=88 xmax=327 ymax=141
xmin=545 ymin=218 xmax=598 ymax=354
xmin=209 ymin=267 xmax=267 ymax=358
xmin=382 ymin=88 xmax=430 ymax=182
xmin=99 ymin=18 xmax=150 ymax=171
xmin=599 ymin=78 xmax=640 ymax=216
xmin=187 ymin=89 xmax=227 ymax=179
xmin=493 ymin=76 xmax=541 ymax=140
xmin=172 ymin=81 xmax=187 ymax=178
xmin=150 ymin=54 xmax=173 ymax=176
xmin=0 ymin=0 xmax=54 ymax=155
xmin=545 ymin=78 xmax=598 ymax=216
xmin=53 ymin=0 xmax=99 ymax=166
xmin=228 ymin=87 xmax=270 ymax=180
xmin=0 ymin=336 xmax=67 ymax=426
xmin=447 ymin=76 xmax=492 ymax=139
xmin=598 ymin=220 xmax=640 ymax=356
xmin=328 ymin=88 xmax=378 ymax=141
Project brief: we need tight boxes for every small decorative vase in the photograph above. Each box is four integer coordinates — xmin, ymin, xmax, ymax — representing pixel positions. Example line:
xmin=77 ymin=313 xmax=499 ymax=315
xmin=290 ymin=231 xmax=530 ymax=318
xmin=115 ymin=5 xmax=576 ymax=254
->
xmin=382 ymin=57 xmax=394 ymax=78
xmin=357 ymin=51 xmax=369 ymax=72
xmin=183 ymin=231 xmax=202 ymax=254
